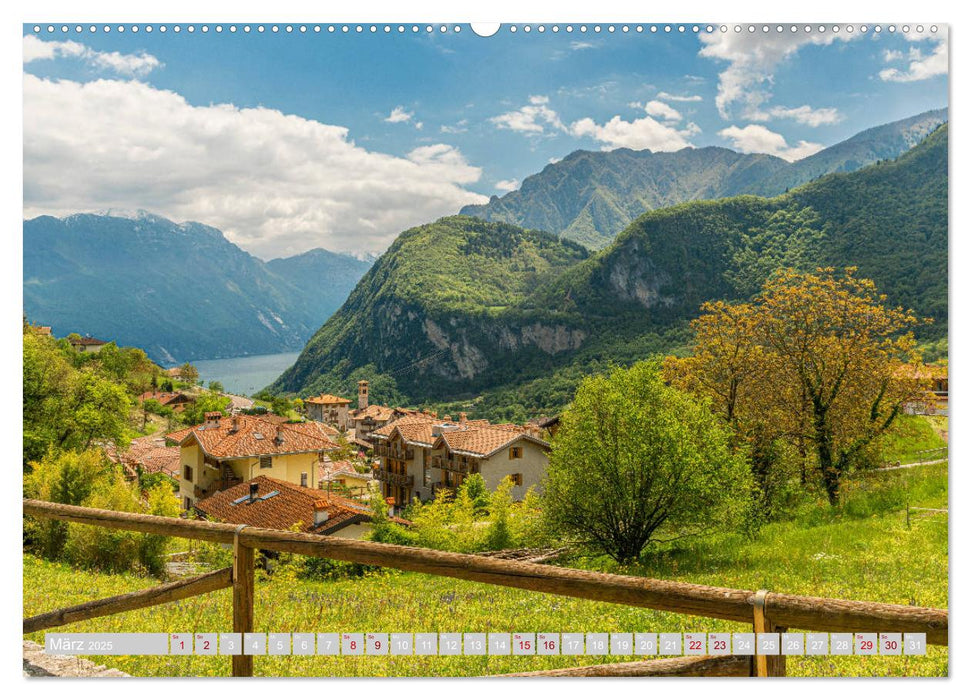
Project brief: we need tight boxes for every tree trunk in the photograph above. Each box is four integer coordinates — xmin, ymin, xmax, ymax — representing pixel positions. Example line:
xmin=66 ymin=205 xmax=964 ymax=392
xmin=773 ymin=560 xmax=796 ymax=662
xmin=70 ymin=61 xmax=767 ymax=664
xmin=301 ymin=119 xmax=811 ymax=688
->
xmin=812 ymin=401 xmax=840 ymax=506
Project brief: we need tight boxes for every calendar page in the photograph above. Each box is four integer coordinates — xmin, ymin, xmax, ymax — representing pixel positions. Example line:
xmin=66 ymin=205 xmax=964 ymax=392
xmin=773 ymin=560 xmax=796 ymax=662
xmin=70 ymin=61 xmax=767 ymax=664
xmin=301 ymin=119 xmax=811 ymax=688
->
xmin=21 ymin=11 xmax=949 ymax=683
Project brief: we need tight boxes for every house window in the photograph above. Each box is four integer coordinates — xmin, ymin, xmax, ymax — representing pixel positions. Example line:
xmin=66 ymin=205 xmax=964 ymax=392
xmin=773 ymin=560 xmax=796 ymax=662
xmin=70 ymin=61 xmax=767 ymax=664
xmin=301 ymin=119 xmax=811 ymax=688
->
xmin=510 ymin=473 xmax=523 ymax=486
xmin=183 ymin=496 xmax=192 ymax=510
xmin=300 ymin=472 xmax=308 ymax=487
xmin=184 ymin=465 xmax=193 ymax=482
xmin=260 ymin=456 xmax=272 ymax=470
xmin=509 ymin=446 xmax=523 ymax=459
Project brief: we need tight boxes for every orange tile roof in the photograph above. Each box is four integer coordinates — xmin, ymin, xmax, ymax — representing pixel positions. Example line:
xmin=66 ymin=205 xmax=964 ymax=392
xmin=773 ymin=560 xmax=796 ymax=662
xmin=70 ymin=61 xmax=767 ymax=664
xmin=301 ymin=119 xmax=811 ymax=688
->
xmin=351 ymin=404 xmax=396 ymax=422
xmin=371 ymin=414 xmax=439 ymax=445
xmin=318 ymin=459 xmax=370 ymax=483
xmin=372 ymin=415 xmax=547 ymax=457
xmin=138 ymin=391 xmax=193 ymax=406
xmin=194 ymin=476 xmax=370 ymax=534
xmin=434 ymin=424 xmax=549 ymax=458
xmin=305 ymin=393 xmax=352 ymax=405
xmin=373 ymin=415 xmax=494 ymax=447
xmin=165 ymin=414 xmax=338 ymax=459
xmin=110 ymin=435 xmax=181 ymax=478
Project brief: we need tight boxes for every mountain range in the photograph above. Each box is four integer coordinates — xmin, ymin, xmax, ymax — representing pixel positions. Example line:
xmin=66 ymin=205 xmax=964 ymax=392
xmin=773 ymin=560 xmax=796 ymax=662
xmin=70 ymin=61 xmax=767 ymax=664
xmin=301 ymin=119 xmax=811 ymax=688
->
xmin=271 ymin=123 xmax=948 ymax=419
xmin=23 ymin=212 xmax=371 ymax=363
xmin=23 ymin=109 xmax=948 ymax=399
xmin=460 ymin=108 xmax=947 ymax=249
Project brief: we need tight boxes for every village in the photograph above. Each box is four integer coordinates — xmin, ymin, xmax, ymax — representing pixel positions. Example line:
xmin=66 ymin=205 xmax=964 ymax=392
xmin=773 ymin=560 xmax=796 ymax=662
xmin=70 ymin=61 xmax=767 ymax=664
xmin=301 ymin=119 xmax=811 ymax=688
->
xmin=39 ymin=325 xmax=949 ymax=545
xmin=119 ymin=370 xmax=558 ymax=540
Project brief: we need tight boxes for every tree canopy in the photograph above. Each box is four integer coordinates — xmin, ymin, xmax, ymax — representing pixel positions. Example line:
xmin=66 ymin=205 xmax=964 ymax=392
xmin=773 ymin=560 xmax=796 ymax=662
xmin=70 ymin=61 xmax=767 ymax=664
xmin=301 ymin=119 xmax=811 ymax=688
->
xmin=542 ymin=360 xmax=750 ymax=563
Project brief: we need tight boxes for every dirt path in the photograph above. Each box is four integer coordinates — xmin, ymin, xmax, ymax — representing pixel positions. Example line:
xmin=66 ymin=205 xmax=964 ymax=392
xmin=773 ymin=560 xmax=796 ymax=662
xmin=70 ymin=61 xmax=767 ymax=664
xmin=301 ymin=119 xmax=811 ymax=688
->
xmin=875 ymin=457 xmax=948 ymax=472
xmin=22 ymin=640 xmax=129 ymax=678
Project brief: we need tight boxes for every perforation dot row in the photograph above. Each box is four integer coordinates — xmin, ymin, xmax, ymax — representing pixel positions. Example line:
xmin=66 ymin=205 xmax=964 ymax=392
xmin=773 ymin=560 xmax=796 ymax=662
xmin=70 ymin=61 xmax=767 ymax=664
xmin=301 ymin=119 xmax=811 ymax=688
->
xmin=30 ymin=24 xmax=941 ymax=35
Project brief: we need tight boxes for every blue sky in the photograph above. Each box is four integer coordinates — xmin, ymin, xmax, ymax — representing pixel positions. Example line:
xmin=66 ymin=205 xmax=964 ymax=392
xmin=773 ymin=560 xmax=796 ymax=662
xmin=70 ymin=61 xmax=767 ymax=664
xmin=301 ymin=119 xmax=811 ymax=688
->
xmin=22 ymin=24 xmax=948 ymax=258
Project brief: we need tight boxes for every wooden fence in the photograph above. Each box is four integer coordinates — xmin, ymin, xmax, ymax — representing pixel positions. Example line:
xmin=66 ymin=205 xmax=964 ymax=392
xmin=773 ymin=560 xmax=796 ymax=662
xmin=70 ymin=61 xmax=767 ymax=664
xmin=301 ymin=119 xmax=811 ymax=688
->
xmin=22 ymin=499 xmax=948 ymax=678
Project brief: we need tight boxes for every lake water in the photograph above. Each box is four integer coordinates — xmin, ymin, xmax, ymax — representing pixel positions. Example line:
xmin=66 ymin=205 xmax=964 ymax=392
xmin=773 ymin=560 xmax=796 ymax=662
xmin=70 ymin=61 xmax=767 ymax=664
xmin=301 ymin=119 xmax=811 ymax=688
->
xmin=188 ymin=351 xmax=300 ymax=397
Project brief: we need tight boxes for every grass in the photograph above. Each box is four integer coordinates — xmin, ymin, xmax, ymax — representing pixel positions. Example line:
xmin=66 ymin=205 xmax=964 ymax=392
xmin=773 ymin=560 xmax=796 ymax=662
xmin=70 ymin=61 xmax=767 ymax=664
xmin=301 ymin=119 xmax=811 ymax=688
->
xmin=876 ymin=415 xmax=947 ymax=465
xmin=23 ymin=462 xmax=947 ymax=678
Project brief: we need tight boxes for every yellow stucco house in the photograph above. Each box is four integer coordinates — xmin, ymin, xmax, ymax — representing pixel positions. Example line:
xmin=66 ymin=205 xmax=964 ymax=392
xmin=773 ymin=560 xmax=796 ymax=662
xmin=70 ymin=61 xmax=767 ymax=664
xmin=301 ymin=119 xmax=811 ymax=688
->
xmin=167 ymin=412 xmax=338 ymax=511
xmin=371 ymin=413 xmax=550 ymax=510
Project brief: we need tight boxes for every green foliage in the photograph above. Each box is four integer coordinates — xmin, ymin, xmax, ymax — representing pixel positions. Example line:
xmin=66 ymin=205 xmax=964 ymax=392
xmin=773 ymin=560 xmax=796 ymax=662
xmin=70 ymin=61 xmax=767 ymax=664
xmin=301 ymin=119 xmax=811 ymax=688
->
xmin=872 ymin=415 xmax=947 ymax=467
xmin=23 ymin=328 xmax=132 ymax=467
xmin=180 ymin=392 xmax=231 ymax=425
xmin=369 ymin=477 xmax=548 ymax=553
xmin=179 ymin=363 xmax=199 ymax=385
xmin=94 ymin=343 xmax=159 ymax=394
xmin=918 ymin=337 xmax=948 ymax=363
xmin=543 ymin=361 xmax=752 ymax=563
xmin=208 ymin=380 xmax=225 ymax=393
xmin=24 ymin=450 xmax=180 ymax=575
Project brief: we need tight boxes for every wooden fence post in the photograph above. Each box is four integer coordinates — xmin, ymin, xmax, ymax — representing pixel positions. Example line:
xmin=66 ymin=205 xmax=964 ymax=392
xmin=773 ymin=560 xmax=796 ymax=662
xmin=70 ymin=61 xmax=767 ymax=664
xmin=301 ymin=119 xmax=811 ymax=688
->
xmin=752 ymin=589 xmax=787 ymax=677
xmin=232 ymin=525 xmax=254 ymax=677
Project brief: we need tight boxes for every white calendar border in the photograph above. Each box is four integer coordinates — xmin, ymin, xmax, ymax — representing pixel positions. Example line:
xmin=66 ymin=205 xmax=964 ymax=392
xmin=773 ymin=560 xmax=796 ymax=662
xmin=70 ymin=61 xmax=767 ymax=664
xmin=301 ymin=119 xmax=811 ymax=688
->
xmin=5 ymin=0 xmax=960 ymax=698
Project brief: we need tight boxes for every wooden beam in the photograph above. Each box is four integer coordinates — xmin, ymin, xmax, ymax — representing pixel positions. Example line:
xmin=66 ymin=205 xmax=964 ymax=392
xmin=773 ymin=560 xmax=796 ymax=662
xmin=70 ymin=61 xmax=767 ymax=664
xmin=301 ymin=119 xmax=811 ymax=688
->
xmin=24 ymin=499 xmax=238 ymax=544
xmin=752 ymin=589 xmax=787 ymax=677
xmin=23 ymin=567 xmax=232 ymax=634
xmin=232 ymin=530 xmax=255 ymax=677
xmin=501 ymin=655 xmax=750 ymax=677
xmin=23 ymin=499 xmax=948 ymax=644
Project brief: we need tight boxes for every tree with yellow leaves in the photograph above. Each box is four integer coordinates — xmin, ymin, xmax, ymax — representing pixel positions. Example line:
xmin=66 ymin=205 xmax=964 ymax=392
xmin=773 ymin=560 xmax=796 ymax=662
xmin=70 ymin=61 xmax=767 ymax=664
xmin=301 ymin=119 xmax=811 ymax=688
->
xmin=668 ymin=268 xmax=928 ymax=507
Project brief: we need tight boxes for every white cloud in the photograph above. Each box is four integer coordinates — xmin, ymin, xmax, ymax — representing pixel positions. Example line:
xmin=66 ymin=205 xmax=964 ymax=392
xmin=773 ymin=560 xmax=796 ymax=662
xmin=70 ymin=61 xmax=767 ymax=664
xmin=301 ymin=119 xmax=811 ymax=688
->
xmin=656 ymin=91 xmax=703 ymax=103
xmin=570 ymin=114 xmax=697 ymax=152
xmin=384 ymin=106 xmax=413 ymax=123
xmin=440 ymin=119 xmax=468 ymax=134
xmin=719 ymin=124 xmax=823 ymax=162
xmin=570 ymin=41 xmax=596 ymax=51
xmin=568 ymin=99 xmax=699 ymax=152
xmin=23 ymin=35 xmax=161 ymax=77
xmin=490 ymin=95 xmax=565 ymax=134
xmin=879 ymin=31 xmax=948 ymax=83
xmin=698 ymin=30 xmax=859 ymax=119
xmin=644 ymin=100 xmax=683 ymax=122
xmin=765 ymin=104 xmax=842 ymax=127
xmin=23 ymin=74 xmax=488 ymax=258
xmin=494 ymin=179 xmax=519 ymax=193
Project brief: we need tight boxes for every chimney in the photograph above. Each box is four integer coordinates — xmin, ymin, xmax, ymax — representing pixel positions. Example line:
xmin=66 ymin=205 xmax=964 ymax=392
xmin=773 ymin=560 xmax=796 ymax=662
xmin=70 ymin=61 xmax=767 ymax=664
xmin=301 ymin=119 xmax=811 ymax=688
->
xmin=249 ymin=482 xmax=259 ymax=503
xmin=459 ymin=412 xmax=467 ymax=424
xmin=274 ymin=426 xmax=284 ymax=445
xmin=432 ymin=422 xmax=462 ymax=437
xmin=204 ymin=411 xmax=221 ymax=428
xmin=313 ymin=499 xmax=330 ymax=527
xmin=358 ymin=380 xmax=369 ymax=410
xmin=230 ymin=416 xmax=240 ymax=433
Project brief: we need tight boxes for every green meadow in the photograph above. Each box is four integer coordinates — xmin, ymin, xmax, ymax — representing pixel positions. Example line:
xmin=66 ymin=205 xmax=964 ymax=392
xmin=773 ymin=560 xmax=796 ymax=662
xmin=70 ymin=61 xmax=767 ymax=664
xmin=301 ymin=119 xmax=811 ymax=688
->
xmin=24 ymin=455 xmax=948 ymax=678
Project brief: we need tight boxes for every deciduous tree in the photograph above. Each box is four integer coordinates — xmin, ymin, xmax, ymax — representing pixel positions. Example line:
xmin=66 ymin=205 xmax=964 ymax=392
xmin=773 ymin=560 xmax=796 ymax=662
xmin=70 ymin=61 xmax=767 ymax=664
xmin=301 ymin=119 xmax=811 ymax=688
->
xmin=543 ymin=361 xmax=750 ymax=564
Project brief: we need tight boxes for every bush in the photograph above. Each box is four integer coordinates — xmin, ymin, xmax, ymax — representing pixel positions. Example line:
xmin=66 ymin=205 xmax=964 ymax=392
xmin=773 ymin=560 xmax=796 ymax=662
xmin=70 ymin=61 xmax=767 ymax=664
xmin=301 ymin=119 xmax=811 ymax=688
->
xmin=24 ymin=449 xmax=181 ymax=576
xmin=543 ymin=360 xmax=752 ymax=563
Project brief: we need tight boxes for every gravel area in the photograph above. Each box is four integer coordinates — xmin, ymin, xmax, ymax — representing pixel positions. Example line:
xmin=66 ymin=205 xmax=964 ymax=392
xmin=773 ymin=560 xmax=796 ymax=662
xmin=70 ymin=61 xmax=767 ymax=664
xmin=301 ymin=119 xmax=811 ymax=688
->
xmin=23 ymin=640 xmax=129 ymax=678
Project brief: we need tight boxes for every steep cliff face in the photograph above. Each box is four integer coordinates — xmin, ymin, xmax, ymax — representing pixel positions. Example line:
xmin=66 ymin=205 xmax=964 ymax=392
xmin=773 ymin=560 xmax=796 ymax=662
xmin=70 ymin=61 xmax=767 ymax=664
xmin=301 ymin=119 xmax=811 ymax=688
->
xmin=273 ymin=125 xmax=947 ymax=410
xmin=270 ymin=217 xmax=590 ymax=398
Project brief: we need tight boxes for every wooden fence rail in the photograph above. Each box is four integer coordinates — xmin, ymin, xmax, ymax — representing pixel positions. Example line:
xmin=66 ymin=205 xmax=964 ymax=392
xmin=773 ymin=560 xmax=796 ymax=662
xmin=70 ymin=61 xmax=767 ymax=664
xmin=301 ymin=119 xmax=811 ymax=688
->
xmin=22 ymin=499 xmax=948 ymax=677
